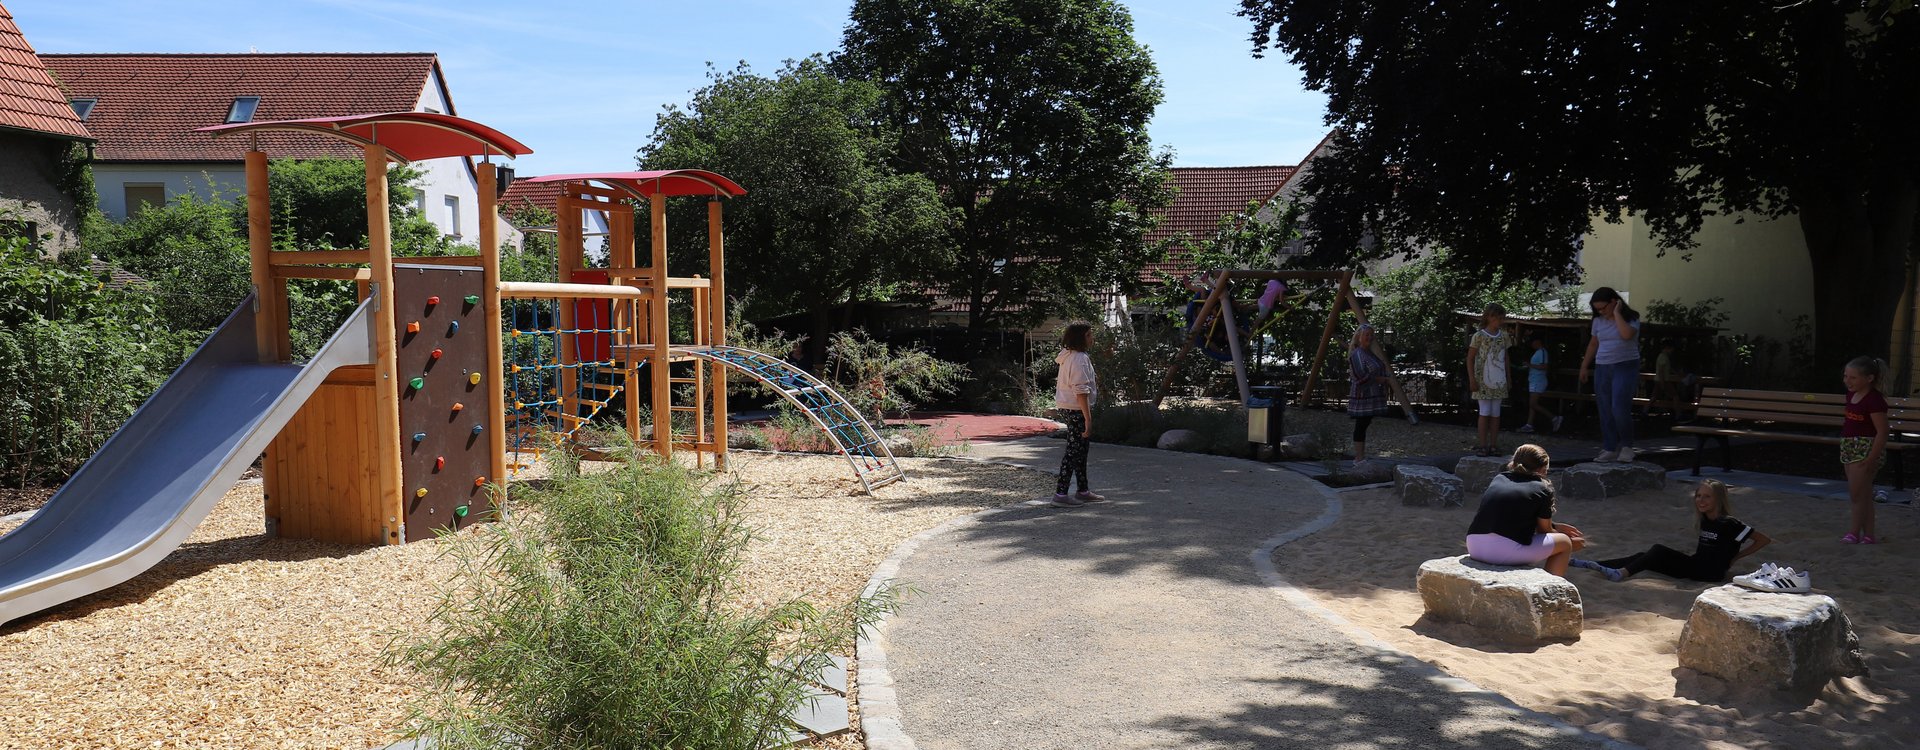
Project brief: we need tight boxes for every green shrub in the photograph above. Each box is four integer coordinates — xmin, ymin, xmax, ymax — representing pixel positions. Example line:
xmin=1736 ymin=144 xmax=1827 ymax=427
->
xmin=825 ymin=329 xmax=967 ymax=423
xmin=394 ymin=452 xmax=892 ymax=749
xmin=1087 ymin=401 xmax=1249 ymax=457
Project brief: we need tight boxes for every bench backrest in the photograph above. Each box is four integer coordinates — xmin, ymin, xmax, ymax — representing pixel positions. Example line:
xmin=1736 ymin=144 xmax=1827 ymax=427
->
xmin=1696 ymin=387 xmax=1920 ymax=432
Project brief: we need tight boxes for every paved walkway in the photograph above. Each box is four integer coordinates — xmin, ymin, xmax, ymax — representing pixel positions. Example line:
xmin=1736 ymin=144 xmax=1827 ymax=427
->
xmin=868 ymin=438 xmax=1617 ymax=750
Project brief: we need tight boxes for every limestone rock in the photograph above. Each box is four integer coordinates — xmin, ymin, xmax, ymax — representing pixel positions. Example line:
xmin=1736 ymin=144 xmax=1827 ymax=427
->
xmin=1559 ymin=461 xmax=1667 ymax=501
xmin=1678 ymin=585 xmax=1867 ymax=692
xmin=1156 ymin=429 xmax=1206 ymax=452
xmin=1279 ymin=432 xmax=1323 ymax=460
xmin=1395 ymin=465 xmax=1464 ymax=508
xmin=1451 ymin=455 xmax=1509 ymax=497
xmin=1339 ymin=460 xmax=1395 ymax=485
xmin=882 ymin=434 xmax=917 ymax=458
xmin=1417 ymin=555 xmax=1583 ymax=643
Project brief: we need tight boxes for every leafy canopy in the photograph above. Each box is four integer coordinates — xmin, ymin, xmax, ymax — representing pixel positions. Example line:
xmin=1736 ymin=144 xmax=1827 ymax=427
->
xmin=838 ymin=0 xmax=1176 ymax=328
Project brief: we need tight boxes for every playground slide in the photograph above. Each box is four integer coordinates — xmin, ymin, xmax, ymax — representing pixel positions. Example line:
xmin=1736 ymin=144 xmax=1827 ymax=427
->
xmin=0 ymin=294 xmax=375 ymax=626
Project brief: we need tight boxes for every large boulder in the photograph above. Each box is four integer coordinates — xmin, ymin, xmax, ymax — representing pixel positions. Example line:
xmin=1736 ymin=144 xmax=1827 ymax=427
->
xmin=1417 ymin=555 xmax=1583 ymax=643
xmin=1156 ymin=429 xmax=1206 ymax=452
xmin=1339 ymin=460 xmax=1396 ymax=485
xmin=1451 ymin=455 xmax=1509 ymax=497
xmin=1678 ymin=585 xmax=1868 ymax=692
xmin=1559 ymin=461 xmax=1667 ymax=501
xmin=1396 ymin=465 xmax=1464 ymax=508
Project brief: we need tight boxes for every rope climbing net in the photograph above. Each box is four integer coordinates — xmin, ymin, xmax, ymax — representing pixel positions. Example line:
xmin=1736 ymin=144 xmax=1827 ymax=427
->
xmin=502 ymin=296 xmax=625 ymax=475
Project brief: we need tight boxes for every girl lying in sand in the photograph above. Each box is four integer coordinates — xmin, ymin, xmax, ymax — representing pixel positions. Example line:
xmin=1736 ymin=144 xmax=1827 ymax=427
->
xmin=1571 ymin=479 xmax=1771 ymax=582
xmin=1464 ymin=444 xmax=1586 ymax=576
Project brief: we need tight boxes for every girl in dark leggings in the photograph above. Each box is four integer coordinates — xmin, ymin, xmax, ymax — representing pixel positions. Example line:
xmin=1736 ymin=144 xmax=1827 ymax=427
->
xmin=1572 ymin=479 xmax=1771 ymax=582
xmin=1051 ymin=322 xmax=1107 ymax=508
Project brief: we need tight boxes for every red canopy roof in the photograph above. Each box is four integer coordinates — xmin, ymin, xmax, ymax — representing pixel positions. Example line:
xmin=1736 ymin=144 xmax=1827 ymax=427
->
xmin=197 ymin=111 xmax=530 ymax=162
xmin=526 ymin=170 xmax=746 ymax=198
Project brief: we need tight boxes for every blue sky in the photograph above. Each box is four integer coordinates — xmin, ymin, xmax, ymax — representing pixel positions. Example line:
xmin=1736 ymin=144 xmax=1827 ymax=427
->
xmin=14 ymin=0 xmax=1328 ymax=176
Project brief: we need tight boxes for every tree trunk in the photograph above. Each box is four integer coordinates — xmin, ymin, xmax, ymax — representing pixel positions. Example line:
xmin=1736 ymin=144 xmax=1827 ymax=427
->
xmin=1799 ymin=173 xmax=1919 ymax=387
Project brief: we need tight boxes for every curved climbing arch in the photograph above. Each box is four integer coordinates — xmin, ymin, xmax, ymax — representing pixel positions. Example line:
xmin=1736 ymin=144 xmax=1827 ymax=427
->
xmin=673 ymin=345 xmax=906 ymax=493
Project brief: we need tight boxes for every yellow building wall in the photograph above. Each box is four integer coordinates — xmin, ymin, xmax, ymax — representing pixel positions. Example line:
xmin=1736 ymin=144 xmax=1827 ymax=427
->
xmin=1578 ymin=212 xmax=1814 ymax=343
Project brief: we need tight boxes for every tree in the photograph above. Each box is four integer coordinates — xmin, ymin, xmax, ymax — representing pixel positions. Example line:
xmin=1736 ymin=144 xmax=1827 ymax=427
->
xmin=838 ymin=0 xmax=1176 ymax=329
xmin=1239 ymin=0 xmax=1920 ymax=371
xmin=641 ymin=57 xmax=953 ymax=364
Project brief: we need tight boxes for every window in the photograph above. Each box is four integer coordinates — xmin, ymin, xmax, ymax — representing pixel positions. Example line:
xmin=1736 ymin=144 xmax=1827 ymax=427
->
xmin=423 ymin=106 xmax=441 ymax=115
xmin=444 ymin=195 xmax=462 ymax=237
xmin=69 ymin=98 xmax=96 ymax=120
xmin=226 ymin=96 xmax=261 ymax=123
xmin=124 ymin=184 xmax=166 ymax=215
xmin=414 ymin=192 xmax=427 ymax=215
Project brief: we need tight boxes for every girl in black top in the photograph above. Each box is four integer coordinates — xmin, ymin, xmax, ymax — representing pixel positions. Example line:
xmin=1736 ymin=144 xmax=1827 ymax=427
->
xmin=1572 ymin=479 xmax=1771 ymax=582
xmin=1464 ymin=444 xmax=1588 ymax=576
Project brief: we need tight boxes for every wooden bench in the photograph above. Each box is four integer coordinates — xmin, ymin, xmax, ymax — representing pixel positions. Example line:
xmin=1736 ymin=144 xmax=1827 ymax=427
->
xmin=1672 ymin=388 xmax=1920 ymax=488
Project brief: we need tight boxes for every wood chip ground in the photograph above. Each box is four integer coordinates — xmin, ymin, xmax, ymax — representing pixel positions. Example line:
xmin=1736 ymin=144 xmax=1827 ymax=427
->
xmin=0 ymin=452 xmax=1048 ymax=749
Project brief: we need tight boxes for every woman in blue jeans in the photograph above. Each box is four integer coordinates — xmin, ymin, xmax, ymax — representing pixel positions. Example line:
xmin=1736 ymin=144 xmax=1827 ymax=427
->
xmin=1579 ymin=287 xmax=1642 ymax=462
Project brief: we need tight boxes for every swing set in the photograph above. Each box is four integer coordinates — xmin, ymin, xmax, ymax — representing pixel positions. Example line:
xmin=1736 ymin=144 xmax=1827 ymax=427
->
xmin=1152 ymin=269 xmax=1418 ymax=422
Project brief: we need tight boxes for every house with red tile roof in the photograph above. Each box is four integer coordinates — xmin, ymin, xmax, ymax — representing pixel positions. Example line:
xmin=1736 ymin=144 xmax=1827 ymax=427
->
xmin=1140 ymin=164 xmax=1297 ymax=285
xmin=0 ymin=2 xmax=92 ymax=256
xmin=42 ymin=52 xmax=514 ymax=245
xmin=499 ymin=176 xmax=610 ymax=257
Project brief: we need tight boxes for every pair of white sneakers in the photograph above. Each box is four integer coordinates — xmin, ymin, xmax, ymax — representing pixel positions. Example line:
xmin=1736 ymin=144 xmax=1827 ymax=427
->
xmin=1733 ymin=562 xmax=1812 ymax=593
xmin=1594 ymin=447 xmax=1637 ymax=463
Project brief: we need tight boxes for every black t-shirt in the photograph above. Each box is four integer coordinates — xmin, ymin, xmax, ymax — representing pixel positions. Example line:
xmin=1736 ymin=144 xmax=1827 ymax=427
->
xmin=1467 ymin=471 xmax=1555 ymax=546
xmin=1694 ymin=514 xmax=1755 ymax=572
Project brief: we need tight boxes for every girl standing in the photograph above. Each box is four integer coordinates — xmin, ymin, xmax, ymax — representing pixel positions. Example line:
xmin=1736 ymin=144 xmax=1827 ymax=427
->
xmin=1466 ymin=303 xmax=1513 ymax=457
xmin=1579 ymin=288 xmax=1642 ymax=462
xmin=1052 ymin=322 xmax=1107 ymax=508
xmin=1841 ymin=356 xmax=1889 ymax=543
xmin=1348 ymin=324 xmax=1392 ymax=462
xmin=1572 ymin=479 xmax=1772 ymax=582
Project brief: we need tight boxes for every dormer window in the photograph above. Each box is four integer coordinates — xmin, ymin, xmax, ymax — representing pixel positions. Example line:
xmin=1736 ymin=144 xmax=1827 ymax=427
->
xmin=226 ymin=96 xmax=261 ymax=123
xmin=70 ymin=98 xmax=96 ymax=120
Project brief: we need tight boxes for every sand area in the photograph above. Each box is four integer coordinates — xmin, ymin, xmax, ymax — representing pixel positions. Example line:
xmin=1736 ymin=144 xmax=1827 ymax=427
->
xmin=1274 ymin=479 xmax=1918 ymax=749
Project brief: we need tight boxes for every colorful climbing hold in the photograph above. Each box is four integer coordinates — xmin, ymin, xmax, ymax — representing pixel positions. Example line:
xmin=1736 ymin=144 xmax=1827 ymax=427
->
xmin=406 ymin=321 xmax=420 ymax=334
xmin=415 ymin=487 xmax=429 ymax=498
xmin=464 ymin=294 xmax=479 ymax=306
xmin=469 ymin=372 xmax=483 ymax=385
xmin=471 ymin=424 xmax=484 ymax=435
xmin=427 ymin=295 xmax=440 ymax=306
xmin=431 ymin=348 xmax=443 ymax=360
xmin=412 ymin=432 xmax=427 ymax=443
xmin=455 ymin=504 xmax=471 ymax=517
xmin=472 ymin=476 xmax=486 ymax=488
xmin=409 ymin=376 xmax=425 ymax=390
xmin=448 ymin=321 xmax=460 ymax=333
xmin=451 ymin=402 xmax=465 ymax=412
xmin=434 ymin=456 xmax=446 ymax=471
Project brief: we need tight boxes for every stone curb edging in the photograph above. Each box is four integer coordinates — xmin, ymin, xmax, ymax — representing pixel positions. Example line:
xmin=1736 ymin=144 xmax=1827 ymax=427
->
xmin=1253 ymin=481 xmax=1641 ymax=750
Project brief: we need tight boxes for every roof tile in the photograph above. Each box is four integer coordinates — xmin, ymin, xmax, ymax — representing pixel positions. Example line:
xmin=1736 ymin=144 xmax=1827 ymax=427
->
xmin=1139 ymin=165 xmax=1296 ymax=282
xmin=40 ymin=52 xmax=437 ymax=161
xmin=0 ymin=3 xmax=90 ymax=140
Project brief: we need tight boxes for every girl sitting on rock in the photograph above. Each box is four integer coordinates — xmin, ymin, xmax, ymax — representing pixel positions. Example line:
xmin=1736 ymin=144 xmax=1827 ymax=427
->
xmin=1465 ymin=444 xmax=1586 ymax=576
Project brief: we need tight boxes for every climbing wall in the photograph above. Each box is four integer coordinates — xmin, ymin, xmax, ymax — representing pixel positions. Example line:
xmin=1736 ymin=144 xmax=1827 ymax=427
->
xmin=393 ymin=264 xmax=492 ymax=542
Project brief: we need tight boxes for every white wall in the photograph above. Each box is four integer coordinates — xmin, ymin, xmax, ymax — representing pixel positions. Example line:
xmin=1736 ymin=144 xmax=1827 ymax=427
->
xmin=93 ymin=163 xmax=246 ymax=219
xmin=410 ymin=75 xmax=522 ymax=250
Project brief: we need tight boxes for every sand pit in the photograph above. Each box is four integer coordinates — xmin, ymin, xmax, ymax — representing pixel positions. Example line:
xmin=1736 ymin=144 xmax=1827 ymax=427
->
xmin=0 ymin=452 xmax=1047 ymax=749
xmin=1274 ymin=479 xmax=1919 ymax=749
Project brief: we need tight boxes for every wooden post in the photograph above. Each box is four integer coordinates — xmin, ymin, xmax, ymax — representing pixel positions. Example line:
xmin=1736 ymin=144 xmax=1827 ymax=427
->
xmin=244 ymin=149 xmax=280 ymax=362
xmin=649 ymin=193 xmax=671 ymax=457
xmin=1152 ymin=276 xmax=1228 ymax=408
xmin=708 ymin=199 xmax=728 ymax=469
xmin=365 ymin=145 xmax=404 ymax=545
xmin=556 ymin=191 xmax=580 ymax=426
xmin=607 ymin=204 xmax=642 ymax=446
xmin=1214 ymin=273 xmax=1254 ymax=406
xmin=692 ymin=284 xmax=707 ymax=467
xmin=1300 ymin=274 xmax=1351 ymax=408
xmin=478 ymin=163 xmax=507 ymax=494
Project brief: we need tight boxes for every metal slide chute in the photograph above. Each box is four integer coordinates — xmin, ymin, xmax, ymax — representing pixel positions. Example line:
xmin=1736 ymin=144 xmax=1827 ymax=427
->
xmin=0 ymin=295 xmax=375 ymax=625
xmin=671 ymin=346 xmax=905 ymax=493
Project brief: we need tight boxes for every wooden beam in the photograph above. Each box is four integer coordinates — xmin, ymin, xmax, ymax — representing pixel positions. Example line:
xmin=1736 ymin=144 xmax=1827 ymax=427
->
xmin=478 ymin=162 xmax=508 ymax=498
xmin=1215 ymin=273 xmax=1253 ymax=406
xmin=498 ymin=282 xmax=650 ymax=300
xmin=245 ymin=150 xmax=280 ymax=362
xmin=1209 ymin=269 xmax=1352 ymax=282
xmin=1152 ymin=278 xmax=1228 ymax=408
xmin=391 ymin=255 xmax=485 ymax=267
xmin=1300 ymin=274 xmax=1351 ymax=408
xmin=268 ymin=249 xmax=371 ymax=265
xmin=274 ymin=266 xmax=372 ymax=281
xmin=708 ymin=199 xmax=728 ymax=470
xmin=365 ymin=144 xmax=404 ymax=546
xmin=650 ymin=193 xmax=671 ymax=458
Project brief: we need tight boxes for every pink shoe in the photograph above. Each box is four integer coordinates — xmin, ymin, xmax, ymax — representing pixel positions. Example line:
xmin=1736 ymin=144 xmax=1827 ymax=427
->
xmin=1841 ymin=533 xmax=1862 ymax=544
xmin=1075 ymin=490 xmax=1110 ymax=504
xmin=1860 ymin=534 xmax=1878 ymax=545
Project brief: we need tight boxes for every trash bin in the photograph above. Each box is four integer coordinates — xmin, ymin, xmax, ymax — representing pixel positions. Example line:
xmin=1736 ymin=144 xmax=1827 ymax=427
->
xmin=1247 ymin=386 xmax=1285 ymax=447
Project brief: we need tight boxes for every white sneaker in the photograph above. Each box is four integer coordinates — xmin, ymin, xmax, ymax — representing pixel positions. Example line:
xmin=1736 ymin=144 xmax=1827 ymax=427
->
xmin=1595 ymin=449 xmax=1619 ymax=463
xmin=1551 ymin=416 xmax=1565 ymax=432
xmin=1518 ymin=423 xmax=1536 ymax=433
xmin=1736 ymin=565 xmax=1812 ymax=593
xmin=1732 ymin=563 xmax=1780 ymax=589
xmin=1617 ymin=447 xmax=1637 ymax=463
